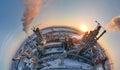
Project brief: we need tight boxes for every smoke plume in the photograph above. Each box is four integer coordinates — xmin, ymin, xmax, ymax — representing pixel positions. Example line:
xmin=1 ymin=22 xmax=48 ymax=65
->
xmin=106 ymin=16 xmax=120 ymax=32
xmin=21 ymin=0 xmax=43 ymax=33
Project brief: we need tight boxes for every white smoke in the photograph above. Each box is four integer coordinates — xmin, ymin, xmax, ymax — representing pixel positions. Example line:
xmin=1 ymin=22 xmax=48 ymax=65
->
xmin=106 ymin=16 xmax=120 ymax=32
xmin=21 ymin=0 xmax=44 ymax=33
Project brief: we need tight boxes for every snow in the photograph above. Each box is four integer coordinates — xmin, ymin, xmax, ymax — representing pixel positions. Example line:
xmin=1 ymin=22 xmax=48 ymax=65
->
xmin=41 ymin=58 xmax=93 ymax=70
xmin=44 ymin=42 xmax=62 ymax=47
xmin=45 ymin=48 xmax=64 ymax=54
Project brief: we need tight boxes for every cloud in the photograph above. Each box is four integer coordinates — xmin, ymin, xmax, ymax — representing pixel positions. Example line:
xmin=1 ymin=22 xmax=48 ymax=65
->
xmin=106 ymin=16 xmax=120 ymax=32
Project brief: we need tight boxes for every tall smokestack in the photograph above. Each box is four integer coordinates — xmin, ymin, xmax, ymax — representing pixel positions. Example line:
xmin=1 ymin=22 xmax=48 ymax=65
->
xmin=106 ymin=16 xmax=120 ymax=32
xmin=21 ymin=0 xmax=43 ymax=33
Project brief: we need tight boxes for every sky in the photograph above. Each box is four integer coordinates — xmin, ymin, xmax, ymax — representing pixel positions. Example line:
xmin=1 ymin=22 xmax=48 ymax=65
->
xmin=0 ymin=0 xmax=120 ymax=70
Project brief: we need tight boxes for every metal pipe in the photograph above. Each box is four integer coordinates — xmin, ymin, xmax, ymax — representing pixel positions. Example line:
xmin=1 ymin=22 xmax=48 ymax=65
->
xmin=97 ymin=30 xmax=106 ymax=40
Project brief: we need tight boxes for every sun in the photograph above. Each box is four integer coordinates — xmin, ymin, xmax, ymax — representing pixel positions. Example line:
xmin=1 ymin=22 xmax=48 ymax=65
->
xmin=80 ymin=25 xmax=88 ymax=32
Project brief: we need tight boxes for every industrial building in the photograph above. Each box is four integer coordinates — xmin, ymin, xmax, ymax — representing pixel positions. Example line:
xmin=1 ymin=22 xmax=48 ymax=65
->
xmin=11 ymin=22 xmax=112 ymax=70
